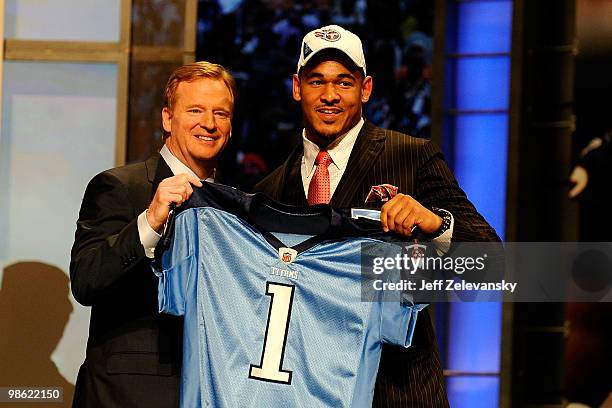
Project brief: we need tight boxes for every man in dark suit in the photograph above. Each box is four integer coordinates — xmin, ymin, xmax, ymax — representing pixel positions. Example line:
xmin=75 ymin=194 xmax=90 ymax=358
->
xmin=254 ymin=25 xmax=499 ymax=407
xmin=70 ymin=61 xmax=236 ymax=407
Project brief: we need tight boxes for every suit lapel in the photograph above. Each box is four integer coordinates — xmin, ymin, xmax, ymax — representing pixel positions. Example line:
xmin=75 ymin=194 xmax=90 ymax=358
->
xmin=147 ymin=153 xmax=173 ymax=200
xmin=279 ymin=145 xmax=308 ymax=206
xmin=330 ymin=121 xmax=386 ymax=208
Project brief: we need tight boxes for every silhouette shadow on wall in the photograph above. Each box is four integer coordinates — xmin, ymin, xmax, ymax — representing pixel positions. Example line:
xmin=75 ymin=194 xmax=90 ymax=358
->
xmin=0 ymin=262 xmax=75 ymax=407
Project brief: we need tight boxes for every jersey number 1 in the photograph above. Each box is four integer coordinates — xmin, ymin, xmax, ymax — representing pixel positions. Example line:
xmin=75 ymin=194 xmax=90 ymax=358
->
xmin=249 ymin=282 xmax=295 ymax=384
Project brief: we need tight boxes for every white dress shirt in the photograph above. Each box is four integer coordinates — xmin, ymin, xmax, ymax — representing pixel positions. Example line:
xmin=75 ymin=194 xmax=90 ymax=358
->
xmin=137 ymin=145 xmax=213 ymax=258
xmin=301 ymin=118 xmax=365 ymax=198
xmin=299 ymin=118 xmax=453 ymax=250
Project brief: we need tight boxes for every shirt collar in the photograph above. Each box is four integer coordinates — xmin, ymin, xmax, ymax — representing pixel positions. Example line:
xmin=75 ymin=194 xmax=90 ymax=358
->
xmin=302 ymin=118 xmax=365 ymax=171
xmin=160 ymin=144 xmax=214 ymax=182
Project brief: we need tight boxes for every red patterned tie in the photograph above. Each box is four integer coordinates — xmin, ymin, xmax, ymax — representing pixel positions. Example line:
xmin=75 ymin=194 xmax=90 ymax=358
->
xmin=307 ymin=150 xmax=333 ymax=205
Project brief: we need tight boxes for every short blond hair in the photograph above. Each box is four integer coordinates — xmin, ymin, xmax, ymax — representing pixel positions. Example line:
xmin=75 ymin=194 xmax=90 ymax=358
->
xmin=163 ymin=61 xmax=236 ymax=112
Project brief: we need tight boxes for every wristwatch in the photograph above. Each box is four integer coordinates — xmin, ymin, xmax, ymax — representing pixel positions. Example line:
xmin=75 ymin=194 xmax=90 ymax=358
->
xmin=428 ymin=207 xmax=452 ymax=238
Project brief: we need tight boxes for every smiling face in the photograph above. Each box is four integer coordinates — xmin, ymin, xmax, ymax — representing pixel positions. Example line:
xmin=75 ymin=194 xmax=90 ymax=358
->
xmin=162 ymin=78 xmax=233 ymax=179
xmin=293 ymin=58 xmax=372 ymax=146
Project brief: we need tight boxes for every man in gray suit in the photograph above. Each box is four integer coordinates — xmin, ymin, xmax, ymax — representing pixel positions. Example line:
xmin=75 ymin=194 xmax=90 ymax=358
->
xmin=70 ymin=61 xmax=235 ymax=407
xmin=254 ymin=25 xmax=499 ymax=407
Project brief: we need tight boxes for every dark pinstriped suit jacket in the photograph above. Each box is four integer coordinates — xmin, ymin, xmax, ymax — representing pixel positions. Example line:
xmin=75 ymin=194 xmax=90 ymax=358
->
xmin=254 ymin=121 xmax=500 ymax=407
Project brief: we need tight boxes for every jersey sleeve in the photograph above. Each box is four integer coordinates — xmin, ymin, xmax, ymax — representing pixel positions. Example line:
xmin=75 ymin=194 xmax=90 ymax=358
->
xmin=380 ymin=297 xmax=428 ymax=347
xmin=157 ymin=210 xmax=197 ymax=316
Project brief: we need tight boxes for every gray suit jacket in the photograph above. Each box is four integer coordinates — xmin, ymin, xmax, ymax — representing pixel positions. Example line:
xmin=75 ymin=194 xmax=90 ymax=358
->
xmin=254 ymin=121 xmax=500 ymax=407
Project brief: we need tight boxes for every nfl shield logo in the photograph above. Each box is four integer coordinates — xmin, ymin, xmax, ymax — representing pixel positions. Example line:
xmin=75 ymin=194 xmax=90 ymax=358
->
xmin=278 ymin=247 xmax=298 ymax=264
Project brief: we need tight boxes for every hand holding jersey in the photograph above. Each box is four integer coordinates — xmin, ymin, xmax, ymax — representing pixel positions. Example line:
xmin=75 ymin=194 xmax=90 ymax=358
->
xmin=146 ymin=173 xmax=202 ymax=232
xmin=380 ymin=193 xmax=443 ymax=236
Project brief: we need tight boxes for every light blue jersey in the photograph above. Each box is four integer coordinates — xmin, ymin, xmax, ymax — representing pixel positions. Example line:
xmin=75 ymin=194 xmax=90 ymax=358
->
xmin=157 ymin=183 xmax=424 ymax=407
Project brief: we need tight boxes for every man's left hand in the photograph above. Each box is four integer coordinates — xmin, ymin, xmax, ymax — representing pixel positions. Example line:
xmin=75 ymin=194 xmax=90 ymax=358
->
xmin=380 ymin=193 xmax=442 ymax=237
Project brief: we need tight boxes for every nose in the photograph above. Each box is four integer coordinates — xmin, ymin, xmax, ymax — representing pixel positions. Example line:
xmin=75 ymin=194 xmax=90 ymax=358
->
xmin=321 ymin=83 xmax=340 ymax=104
xmin=199 ymin=111 xmax=216 ymax=132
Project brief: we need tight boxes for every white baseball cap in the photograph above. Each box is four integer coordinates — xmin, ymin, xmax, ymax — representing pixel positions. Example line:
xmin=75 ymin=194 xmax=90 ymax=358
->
xmin=297 ymin=25 xmax=366 ymax=75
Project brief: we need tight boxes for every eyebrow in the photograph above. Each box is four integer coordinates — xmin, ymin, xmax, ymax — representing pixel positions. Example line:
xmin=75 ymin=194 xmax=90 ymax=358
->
xmin=185 ymin=101 xmax=232 ymax=110
xmin=304 ymin=72 xmax=357 ymax=80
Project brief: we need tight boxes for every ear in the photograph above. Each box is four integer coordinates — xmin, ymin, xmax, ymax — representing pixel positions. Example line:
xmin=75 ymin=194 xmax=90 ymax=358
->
xmin=361 ymin=76 xmax=373 ymax=103
xmin=292 ymin=74 xmax=302 ymax=102
xmin=162 ymin=107 xmax=172 ymax=133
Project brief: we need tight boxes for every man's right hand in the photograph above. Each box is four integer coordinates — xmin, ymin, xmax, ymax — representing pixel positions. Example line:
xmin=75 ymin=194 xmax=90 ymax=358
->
xmin=147 ymin=174 xmax=203 ymax=232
